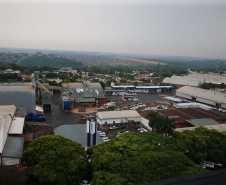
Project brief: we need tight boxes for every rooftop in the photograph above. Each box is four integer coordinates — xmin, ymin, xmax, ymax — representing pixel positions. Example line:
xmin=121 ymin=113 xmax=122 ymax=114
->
xmin=176 ymin=86 xmax=226 ymax=104
xmin=2 ymin=136 xmax=24 ymax=158
xmin=155 ymin=108 xmax=226 ymax=124
xmin=97 ymin=110 xmax=141 ymax=120
xmin=54 ymin=124 xmax=103 ymax=147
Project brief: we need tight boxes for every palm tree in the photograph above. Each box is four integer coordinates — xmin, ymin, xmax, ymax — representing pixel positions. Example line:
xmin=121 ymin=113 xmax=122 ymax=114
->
xmin=161 ymin=116 xmax=175 ymax=136
xmin=147 ymin=111 xmax=175 ymax=136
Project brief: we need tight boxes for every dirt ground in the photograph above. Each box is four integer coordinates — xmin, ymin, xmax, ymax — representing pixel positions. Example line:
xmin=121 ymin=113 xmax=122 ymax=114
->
xmin=70 ymin=107 xmax=98 ymax=114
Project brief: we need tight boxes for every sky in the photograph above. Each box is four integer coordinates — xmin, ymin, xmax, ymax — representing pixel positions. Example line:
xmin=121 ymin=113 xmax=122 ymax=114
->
xmin=0 ymin=0 xmax=226 ymax=58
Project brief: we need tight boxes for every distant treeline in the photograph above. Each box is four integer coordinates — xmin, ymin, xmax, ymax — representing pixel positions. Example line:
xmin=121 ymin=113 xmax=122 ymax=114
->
xmin=19 ymin=55 xmax=83 ymax=68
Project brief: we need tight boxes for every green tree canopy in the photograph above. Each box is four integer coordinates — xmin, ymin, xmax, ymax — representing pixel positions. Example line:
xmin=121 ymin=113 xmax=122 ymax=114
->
xmin=88 ymin=133 xmax=204 ymax=185
xmin=175 ymin=126 xmax=226 ymax=163
xmin=22 ymin=135 xmax=87 ymax=185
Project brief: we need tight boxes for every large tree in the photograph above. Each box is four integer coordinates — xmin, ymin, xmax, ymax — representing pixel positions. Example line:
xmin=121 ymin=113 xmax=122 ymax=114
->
xmin=22 ymin=135 xmax=87 ymax=185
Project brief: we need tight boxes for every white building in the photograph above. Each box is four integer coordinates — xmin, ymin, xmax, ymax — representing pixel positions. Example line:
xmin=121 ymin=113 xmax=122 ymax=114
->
xmin=162 ymin=76 xmax=204 ymax=87
xmin=0 ymin=105 xmax=25 ymax=166
xmin=187 ymin=74 xmax=226 ymax=84
xmin=176 ymin=86 xmax=226 ymax=109
xmin=96 ymin=110 xmax=141 ymax=126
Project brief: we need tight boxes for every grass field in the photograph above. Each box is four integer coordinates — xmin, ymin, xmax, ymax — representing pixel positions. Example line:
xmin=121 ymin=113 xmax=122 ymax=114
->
xmin=114 ymin=57 xmax=167 ymax=65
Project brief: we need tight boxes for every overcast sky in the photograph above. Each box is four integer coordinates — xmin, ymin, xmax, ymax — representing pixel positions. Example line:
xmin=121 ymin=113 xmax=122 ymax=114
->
xmin=0 ymin=0 xmax=226 ymax=58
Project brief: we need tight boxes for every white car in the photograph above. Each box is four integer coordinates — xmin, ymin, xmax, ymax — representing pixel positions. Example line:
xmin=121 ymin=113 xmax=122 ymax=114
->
xmin=99 ymin=133 xmax=106 ymax=137
xmin=103 ymin=138 xmax=110 ymax=142
xmin=214 ymin=162 xmax=222 ymax=167
xmin=110 ymin=126 xmax=118 ymax=130
xmin=79 ymin=180 xmax=90 ymax=185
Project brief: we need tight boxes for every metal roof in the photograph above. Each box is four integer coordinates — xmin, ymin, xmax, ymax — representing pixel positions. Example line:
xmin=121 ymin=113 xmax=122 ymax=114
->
xmin=0 ymin=86 xmax=36 ymax=113
xmin=69 ymin=83 xmax=104 ymax=98
xmin=163 ymin=76 xmax=204 ymax=87
xmin=97 ymin=110 xmax=141 ymax=120
xmin=62 ymin=83 xmax=105 ymax=103
xmin=111 ymin=85 xmax=174 ymax=89
xmin=75 ymin=98 xmax=96 ymax=103
xmin=175 ymin=102 xmax=213 ymax=110
xmin=54 ymin=124 xmax=103 ymax=147
xmin=156 ymin=108 xmax=226 ymax=124
xmin=188 ymin=73 xmax=226 ymax=84
xmin=0 ymin=105 xmax=17 ymax=153
xmin=8 ymin=117 xmax=25 ymax=134
xmin=0 ymin=83 xmax=33 ymax=86
xmin=176 ymin=86 xmax=226 ymax=104
xmin=176 ymin=124 xmax=226 ymax=132
xmin=2 ymin=136 xmax=24 ymax=158
xmin=186 ymin=118 xmax=219 ymax=127
xmin=0 ymin=105 xmax=16 ymax=115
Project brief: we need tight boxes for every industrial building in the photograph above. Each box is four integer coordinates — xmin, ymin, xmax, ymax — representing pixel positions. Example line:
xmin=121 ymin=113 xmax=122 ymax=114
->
xmin=61 ymin=82 xmax=109 ymax=110
xmin=155 ymin=108 xmax=226 ymax=128
xmin=162 ymin=96 xmax=190 ymax=106
xmin=110 ymin=83 xmax=174 ymax=93
xmin=176 ymin=86 xmax=226 ymax=109
xmin=0 ymin=83 xmax=36 ymax=113
xmin=162 ymin=76 xmax=204 ymax=88
xmin=175 ymin=102 xmax=213 ymax=111
xmin=36 ymin=82 xmax=53 ymax=111
xmin=188 ymin=73 xmax=226 ymax=84
xmin=96 ymin=110 xmax=141 ymax=127
xmin=0 ymin=105 xmax=25 ymax=166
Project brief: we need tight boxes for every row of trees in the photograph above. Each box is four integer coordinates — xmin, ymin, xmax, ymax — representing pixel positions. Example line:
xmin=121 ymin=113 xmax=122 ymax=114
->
xmin=200 ymin=83 xmax=226 ymax=90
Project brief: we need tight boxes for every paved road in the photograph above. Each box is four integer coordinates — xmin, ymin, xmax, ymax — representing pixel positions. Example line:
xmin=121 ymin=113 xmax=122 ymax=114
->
xmin=45 ymin=91 xmax=83 ymax=128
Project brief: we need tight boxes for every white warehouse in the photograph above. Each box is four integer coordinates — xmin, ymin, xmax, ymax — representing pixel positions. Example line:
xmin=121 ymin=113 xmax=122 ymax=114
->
xmin=176 ymin=86 xmax=226 ymax=109
xmin=96 ymin=110 xmax=141 ymax=127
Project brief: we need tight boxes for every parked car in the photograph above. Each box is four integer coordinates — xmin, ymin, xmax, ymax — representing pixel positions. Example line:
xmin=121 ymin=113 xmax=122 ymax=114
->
xmin=79 ymin=180 xmax=90 ymax=185
xmin=110 ymin=126 xmax=118 ymax=130
xmin=81 ymin=115 xmax=86 ymax=120
xmin=199 ymin=163 xmax=206 ymax=169
xmin=119 ymin=126 xmax=126 ymax=129
xmin=214 ymin=162 xmax=222 ymax=167
xmin=125 ymin=131 xmax=130 ymax=133
xmin=103 ymin=137 xmax=110 ymax=142
xmin=116 ymin=131 xmax=122 ymax=137
xmin=99 ymin=132 xmax=106 ymax=137
xmin=202 ymin=161 xmax=214 ymax=168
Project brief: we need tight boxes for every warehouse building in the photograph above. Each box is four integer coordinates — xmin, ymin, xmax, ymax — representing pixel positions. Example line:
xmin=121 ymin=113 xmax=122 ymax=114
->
xmin=155 ymin=108 xmax=226 ymax=128
xmin=176 ymin=86 xmax=226 ymax=109
xmin=110 ymin=84 xmax=174 ymax=93
xmin=0 ymin=105 xmax=25 ymax=166
xmin=188 ymin=73 xmax=226 ymax=84
xmin=61 ymin=82 xmax=108 ymax=110
xmin=96 ymin=110 xmax=141 ymax=128
xmin=0 ymin=83 xmax=36 ymax=113
xmin=162 ymin=76 xmax=204 ymax=88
